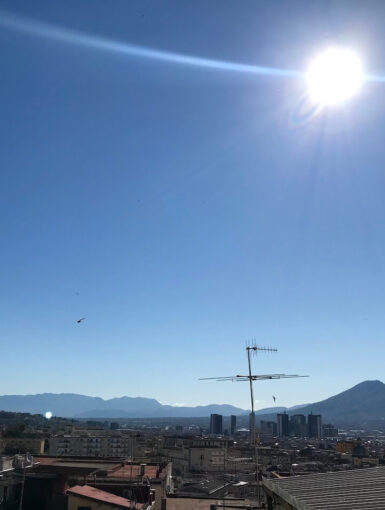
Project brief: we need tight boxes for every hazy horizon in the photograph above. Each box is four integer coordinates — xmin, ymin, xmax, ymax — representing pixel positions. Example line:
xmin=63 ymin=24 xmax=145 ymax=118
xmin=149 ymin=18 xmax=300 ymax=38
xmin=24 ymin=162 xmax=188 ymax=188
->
xmin=0 ymin=379 xmax=377 ymax=411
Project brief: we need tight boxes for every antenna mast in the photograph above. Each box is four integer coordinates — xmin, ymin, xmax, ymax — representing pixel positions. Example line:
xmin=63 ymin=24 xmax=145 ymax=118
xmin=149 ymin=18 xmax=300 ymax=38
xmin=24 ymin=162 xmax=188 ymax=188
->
xmin=200 ymin=344 xmax=308 ymax=446
xmin=247 ymin=345 xmax=277 ymax=446
xmin=200 ymin=343 xmax=308 ymax=510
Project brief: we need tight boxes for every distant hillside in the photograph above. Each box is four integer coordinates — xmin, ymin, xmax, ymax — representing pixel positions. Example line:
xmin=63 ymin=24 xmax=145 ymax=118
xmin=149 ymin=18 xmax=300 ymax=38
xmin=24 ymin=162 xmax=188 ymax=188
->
xmin=0 ymin=393 xmax=248 ymax=418
xmin=1 ymin=380 xmax=383 ymax=424
xmin=255 ymin=406 xmax=287 ymax=415
xmin=254 ymin=380 xmax=385 ymax=426
xmin=292 ymin=380 xmax=385 ymax=424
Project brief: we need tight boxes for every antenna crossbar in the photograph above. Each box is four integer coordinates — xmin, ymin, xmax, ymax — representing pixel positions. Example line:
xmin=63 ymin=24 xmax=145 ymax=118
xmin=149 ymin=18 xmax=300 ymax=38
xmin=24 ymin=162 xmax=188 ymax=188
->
xmin=199 ymin=374 xmax=308 ymax=382
xmin=200 ymin=342 xmax=308 ymax=449
xmin=247 ymin=346 xmax=278 ymax=352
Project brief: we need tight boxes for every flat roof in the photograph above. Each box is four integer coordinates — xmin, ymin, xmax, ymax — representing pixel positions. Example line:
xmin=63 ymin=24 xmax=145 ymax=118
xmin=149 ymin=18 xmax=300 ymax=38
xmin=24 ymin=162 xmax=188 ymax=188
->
xmin=34 ymin=457 xmax=120 ymax=470
xmin=165 ymin=498 xmax=247 ymax=510
xmin=33 ymin=457 xmax=166 ymax=480
xmin=67 ymin=485 xmax=144 ymax=509
xmin=108 ymin=464 xmax=161 ymax=480
xmin=263 ymin=466 xmax=385 ymax=509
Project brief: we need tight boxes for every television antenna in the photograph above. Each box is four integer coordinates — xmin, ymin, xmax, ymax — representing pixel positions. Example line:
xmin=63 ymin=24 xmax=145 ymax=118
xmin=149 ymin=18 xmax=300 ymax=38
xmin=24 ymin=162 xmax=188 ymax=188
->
xmin=200 ymin=344 xmax=308 ymax=446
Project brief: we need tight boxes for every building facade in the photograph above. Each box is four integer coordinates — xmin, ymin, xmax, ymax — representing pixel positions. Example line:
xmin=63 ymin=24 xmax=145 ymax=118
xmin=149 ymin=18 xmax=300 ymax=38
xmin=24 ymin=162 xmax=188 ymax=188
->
xmin=188 ymin=446 xmax=226 ymax=472
xmin=308 ymin=414 xmax=322 ymax=439
xmin=67 ymin=484 xmax=153 ymax=509
xmin=322 ymin=424 xmax=338 ymax=438
xmin=260 ymin=421 xmax=277 ymax=442
xmin=50 ymin=431 xmax=136 ymax=458
xmin=277 ymin=414 xmax=289 ymax=438
xmin=209 ymin=414 xmax=223 ymax=435
xmin=0 ymin=437 xmax=45 ymax=455
xmin=230 ymin=415 xmax=236 ymax=436
xmin=290 ymin=415 xmax=307 ymax=437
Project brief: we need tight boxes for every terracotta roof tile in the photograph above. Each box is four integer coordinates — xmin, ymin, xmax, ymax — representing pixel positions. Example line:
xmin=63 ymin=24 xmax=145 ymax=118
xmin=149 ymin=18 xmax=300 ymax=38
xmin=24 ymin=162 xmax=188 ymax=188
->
xmin=108 ymin=464 xmax=160 ymax=479
xmin=67 ymin=485 xmax=144 ymax=509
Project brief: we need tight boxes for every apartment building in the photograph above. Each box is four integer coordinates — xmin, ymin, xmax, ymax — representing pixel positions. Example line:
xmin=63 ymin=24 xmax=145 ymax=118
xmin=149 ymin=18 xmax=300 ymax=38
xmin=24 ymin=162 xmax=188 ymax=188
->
xmin=188 ymin=446 xmax=226 ymax=472
xmin=50 ymin=430 xmax=137 ymax=458
xmin=0 ymin=437 xmax=45 ymax=455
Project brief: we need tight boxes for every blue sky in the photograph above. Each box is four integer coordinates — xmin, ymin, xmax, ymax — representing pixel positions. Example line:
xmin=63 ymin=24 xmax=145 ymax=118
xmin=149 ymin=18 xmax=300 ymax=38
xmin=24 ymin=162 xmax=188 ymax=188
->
xmin=1 ymin=0 xmax=385 ymax=410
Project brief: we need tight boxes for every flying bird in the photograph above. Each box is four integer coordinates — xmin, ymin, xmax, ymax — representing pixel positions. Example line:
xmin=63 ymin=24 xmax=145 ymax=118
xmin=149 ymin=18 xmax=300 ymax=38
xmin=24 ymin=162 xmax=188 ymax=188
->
xmin=77 ymin=317 xmax=87 ymax=323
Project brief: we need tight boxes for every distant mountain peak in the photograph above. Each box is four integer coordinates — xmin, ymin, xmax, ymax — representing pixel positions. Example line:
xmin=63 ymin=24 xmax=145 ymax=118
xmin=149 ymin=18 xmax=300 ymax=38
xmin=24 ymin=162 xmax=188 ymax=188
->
xmin=253 ymin=379 xmax=385 ymax=427
xmin=1 ymin=380 xmax=383 ymax=424
xmin=354 ymin=379 xmax=384 ymax=388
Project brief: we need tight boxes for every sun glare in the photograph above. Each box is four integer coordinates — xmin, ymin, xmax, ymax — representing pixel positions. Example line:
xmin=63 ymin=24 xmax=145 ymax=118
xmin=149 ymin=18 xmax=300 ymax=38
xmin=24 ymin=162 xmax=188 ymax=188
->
xmin=307 ymin=48 xmax=363 ymax=106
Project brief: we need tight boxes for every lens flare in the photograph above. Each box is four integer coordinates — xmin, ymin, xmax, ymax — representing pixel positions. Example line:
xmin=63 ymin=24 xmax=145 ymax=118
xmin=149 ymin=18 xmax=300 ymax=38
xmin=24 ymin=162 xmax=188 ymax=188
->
xmin=0 ymin=11 xmax=300 ymax=78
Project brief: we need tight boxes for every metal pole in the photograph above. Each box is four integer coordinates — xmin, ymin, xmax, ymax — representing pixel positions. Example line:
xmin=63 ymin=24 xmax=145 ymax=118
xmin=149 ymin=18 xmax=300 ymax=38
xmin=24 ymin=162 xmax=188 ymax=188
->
xmin=247 ymin=348 xmax=255 ymax=447
xmin=223 ymin=449 xmax=226 ymax=510
xmin=256 ymin=440 xmax=260 ymax=509
xmin=18 ymin=461 xmax=25 ymax=510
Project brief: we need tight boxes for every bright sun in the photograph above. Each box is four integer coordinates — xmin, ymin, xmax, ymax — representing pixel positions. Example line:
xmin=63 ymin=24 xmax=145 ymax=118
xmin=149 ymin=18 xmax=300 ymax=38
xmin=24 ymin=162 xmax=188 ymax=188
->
xmin=307 ymin=47 xmax=363 ymax=106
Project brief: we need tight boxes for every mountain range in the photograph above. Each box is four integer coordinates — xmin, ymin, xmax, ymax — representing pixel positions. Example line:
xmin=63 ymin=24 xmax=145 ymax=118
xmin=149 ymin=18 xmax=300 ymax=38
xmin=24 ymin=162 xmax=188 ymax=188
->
xmin=0 ymin=393 xmax=249 ymax=418
xmin=0 ymin=380 xmax=384 ymax=425
xmin=253 ymin=380 xmax=385 ymax=427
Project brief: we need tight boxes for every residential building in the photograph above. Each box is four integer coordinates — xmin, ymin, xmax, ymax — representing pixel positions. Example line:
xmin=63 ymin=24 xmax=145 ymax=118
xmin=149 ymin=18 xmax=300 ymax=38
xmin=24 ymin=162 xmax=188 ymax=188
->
xmin=290 ymin=415 xmax=307 ymax=437
xmin=308 ymin=414 xmax=322 ymax=439
xmin=230 ymin=415 xmax=236 ymax=436
xmin=0 ymin=437 xmax=45 ymax=455
xmin=277 ymin=414 xmax=289 ymax=438
xmin=322 ymin=423 xmax=338 ymax=438
xmin=188 ymin=446 xmax=226 ymax=472
xmin=49 ymin=430 xmax=136 ymax=457
xmin=209 ymin=414 xmax=223 ymax=435
xmin=336 ymin=440 xmax=359 ymax=454
xmin=260 ymin=421 xmax=277 ymax=442
xmin=67 ymin=485 xmax=152 ymax=509
xmin=26 ymin=457 xmax=170 ymax=509
xmin=0 ymin=454 xmax=35 ymax=508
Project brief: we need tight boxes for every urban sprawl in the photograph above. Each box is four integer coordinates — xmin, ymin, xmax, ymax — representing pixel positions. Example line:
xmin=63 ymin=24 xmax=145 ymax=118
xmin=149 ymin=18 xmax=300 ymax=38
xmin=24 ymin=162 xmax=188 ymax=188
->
xmin=1 ymin=409 xmax=384 ymax=509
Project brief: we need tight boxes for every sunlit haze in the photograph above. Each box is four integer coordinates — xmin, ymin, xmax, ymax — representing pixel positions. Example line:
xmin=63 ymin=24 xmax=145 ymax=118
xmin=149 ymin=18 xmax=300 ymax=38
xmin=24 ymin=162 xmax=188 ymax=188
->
xmin=306 ymin=47 xmax=363 ymax=105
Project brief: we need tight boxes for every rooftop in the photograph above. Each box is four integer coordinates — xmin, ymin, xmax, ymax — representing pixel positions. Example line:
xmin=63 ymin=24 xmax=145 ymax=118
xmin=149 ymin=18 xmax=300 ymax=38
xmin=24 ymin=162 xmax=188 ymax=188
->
xmin=67 ymin=485 xmax=144 ymax=509
xmin=108 ymin=464 xmax=163 ymax=480
xmin=33 ymin=456 xmax=167 ymax=480
xmin=177 ymin=479 xmax=230 ymax=496
xmin=263 ymin=466 xmax=385 ymax=509
xmin=165 ymin=498 xmax=249 ymax=510
xmin=34 ymin=456 xmax=119 ymax=470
